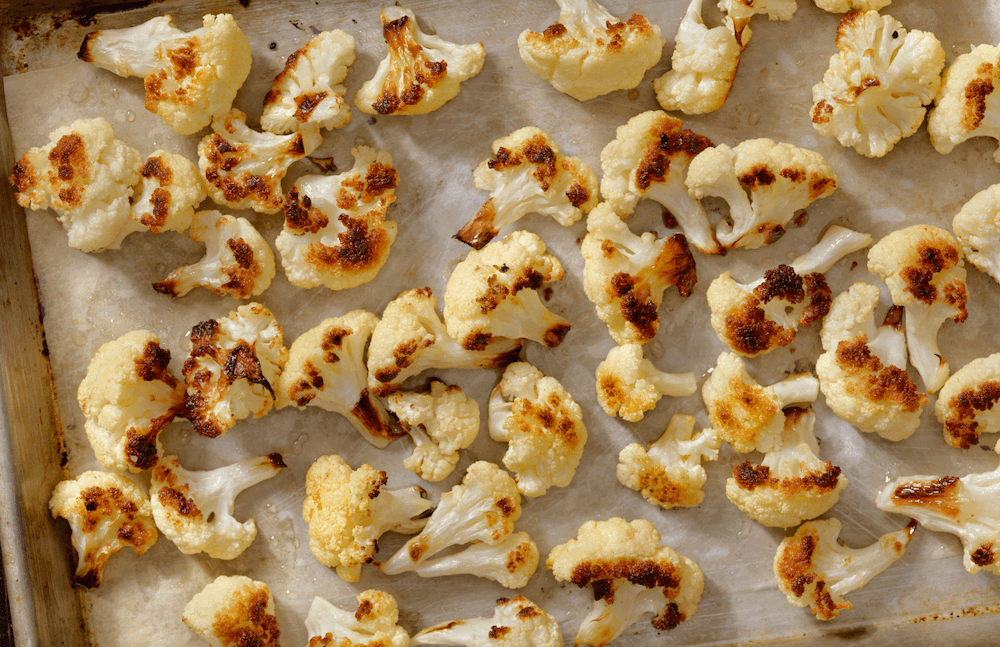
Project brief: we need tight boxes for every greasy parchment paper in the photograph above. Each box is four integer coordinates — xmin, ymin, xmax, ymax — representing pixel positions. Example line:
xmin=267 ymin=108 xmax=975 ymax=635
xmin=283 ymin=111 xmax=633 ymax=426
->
xmin=6 ymin=0 xmax=1000 ymax=644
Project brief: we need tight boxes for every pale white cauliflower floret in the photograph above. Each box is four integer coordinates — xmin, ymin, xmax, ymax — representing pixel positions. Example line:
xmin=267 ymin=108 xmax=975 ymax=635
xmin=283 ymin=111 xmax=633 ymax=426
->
xmin=718 ymin=0 xmax=796 ymax=47
xmin=935 ymin=353 xmax=1000 ymax=449
xmin=412 ymin=596 xmax=561 ymax=647
xmin=129 ymin=150 xmax=206 ymax=235
xmin=813 ymin=0 xmax=890 ymax=13
xmin=305 ymin=591 xmax=410 ymax=647
xmin=952 ymin=183 xmax=1000 ymax=285
xmin=595 ymin=343 xmax=697 ymax=422
xmin=408 ymin=531 xmax=540 ymax=589
xmin=182 ymin=575 xmax=279 ymax=647
xmin=928 ymin=44 xmax=1000 ymax=162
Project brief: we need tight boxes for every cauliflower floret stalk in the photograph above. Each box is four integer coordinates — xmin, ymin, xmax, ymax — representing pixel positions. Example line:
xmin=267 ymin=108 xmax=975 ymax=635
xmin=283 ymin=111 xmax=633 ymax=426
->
xmin=262 ymin=30 xmax=356 ymax=134
xmin=150 ymin=453 xmax=285 ymax=560
xmin=182 ymin=303 xmax=288 ymax=438
xmin=547 ymin=518 xmax=704 ymax=647
xmin=868 ymin=224 xmax=968 ymax=393
xmin=367 ymin=288 xmax=522 ymax=397
xmin=412 ymin=596 xmax=562 ymax=647
xmin=935 ymin=353 xmax=1000 ymax=449
xmin=488 ymin=362 xmax=588 ymax=498
xmin=355 ymin=6 xmax=485 ymax=116
xmin=48 ymin=471 xmax=158 ymax=588
xmin=702 ymin=352 xmax=820 ymax=453
xmin=305 ymin=591 xmax=410 ymax=647
xmin=302 ymin=454 xmax=433 ymax=583
xmin=810 ymin=11 xmax=945 ymax=158
xmin=275 ymin=146 xmax=399 ymax=290
xmin=153 ymin=210 xmax=276 ymax=299
xmin=952 ymin=183 xmax=1000 ymax=285
xmin=928 ymin=45 xmax=1000 ymax=163
xmin=595 ymin=343 xmax=697 ymax=422
xmin=581 ymin=203 xmax=698 ymax=345
xmin=78 ymin=14 xmax=252 ymax=135
xmin=817 ymin=282 xmax=928 ymax=441
xmin=517 ymin=0 xmax=664 ymax=102
xmin=775 ymin=517 xmax=916 ymax=620
xmin=183 ymin=575 xmax=280 ymax=647
xmin=653 ymin=0 xmax=742 ymax=115
xmin=726 ymin=407 xmax=848 ymax=528
xmin=411 ymin=531 xmax=540 ymax=589
xmin=130 ymin=150 xmax=206 ymax=234
xmin=616 ymin=414 xmax=721 ymax=509
xmin=707 ymin=225 xmax=873 ymax=357
xmin=278 ymin=311 xmax=400 ymax=449
xmin=686 ymin=138 xmax=839 ymax=250
xmin=386 ymin=379 xmax=480 ymax=482
xmin=455 ymin=127 xmax=598 ymax=249
xmin=77 ymin=330 xmax=186 ymax=474
xmin=599 ymin=111 xmax=721 ymax=254
xmin=718 ymin=0 xmax=796 ymax=47
xmin=10 ymin=117 xmax=141 ymax=252
xmin=198 ymin=108 xmax=322 ymax=214
xmin=380 ymin=461 xmax=522 ymax=575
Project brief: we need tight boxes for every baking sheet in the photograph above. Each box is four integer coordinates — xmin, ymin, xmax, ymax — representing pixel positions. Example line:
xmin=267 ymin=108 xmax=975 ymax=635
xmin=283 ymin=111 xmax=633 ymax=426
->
xmin=5 ymin=0 xmax=1000 ymax=644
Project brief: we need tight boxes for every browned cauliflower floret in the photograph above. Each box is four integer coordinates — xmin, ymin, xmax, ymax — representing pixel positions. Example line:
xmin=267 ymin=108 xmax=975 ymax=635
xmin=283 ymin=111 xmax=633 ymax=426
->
xmin=412 ymin=596 xmax=561 ymax=646
xmin=130 ymin=150 xmax=206 ymax=234
xmin=305 ymin=591 xmax=410 ymax=647
xmin=928 ymin=45 xmax=1000 ymax=163
xmin=595 ymin=343 xmax=697 ymax=422
xmin=935 ymin=353 xmax=1000 ymax=449
xmin=182 ymin=575 xmax=280 ymax=647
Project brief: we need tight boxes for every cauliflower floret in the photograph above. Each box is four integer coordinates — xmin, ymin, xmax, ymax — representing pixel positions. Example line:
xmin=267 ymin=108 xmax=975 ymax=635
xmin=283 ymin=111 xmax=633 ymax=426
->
xmin=305 ymin=591 xmax=410 ymax=647
xmin=928 ymin=44 xmax=1000 ymax=162
xmin=547 ymin=517 xmax=704 ymax=646
xmin=726 ymin=407 xmax=847 ymax=528
xmin=935 ymin=353 xmax=1000 ymax=449
xmin=182 ymin=575 xmax=279 ymax=647
xmin=685 ymin=138 xmax=838 ymax=250
xmin=48 ymin=471 xmax=157 ymax=588
xmin=410 ymin=531 xmax=540 ymax=589
xmin=387 ymin=379 xmax=480 ymax=482
xmin=454 ymin=127 xmax=598 ymax=249
xmin=129 ymin=150 xmax=206 ymax=234
xmin=77 ymin=330 xmax=185 ymax=473
xmin=868 ymin=224 xmax=968 ymax=393
xmin=488 ymin=362 xmax=587 ymax=498
xmin=774 ymin=517 xmax=916 ymax=620
xmin=654 ymin=0 xmax=742 ymax=115
xmin=581 ymin=202 xmax=698 ymax=345
xmin=517 ymin=0 xmax=664 ymax=102
xmin=10 ymin=117 xmax=141 ymax=252
xmin=444 ymin=231 xmax=571 ymax=350
xmin=817 ymin=282 xmax=928 ymax=441
xmin=595 ymin=343 xmax=697 ymax=422
xmin=810 ymin=10 xmax=945 ymax=158
xmin=355 ymin=6 xmax=484 ymax=116
xmin=952 ymin=183 xmax=1000 ymax=285
xmin=153 ymin=210 xmax=275 ymax=298
xmin=198 ymin=108 xmax=322 ymax=214
xmin=367 ymin=288 xmax=522 ymax=397
xmin=261 ymin=30 xmax=356 ymax=134
xmin=275 ymin=146 xmax=399 ymax=290
xmin=718 ymin=0 xmax=796 ymax=47
xmin=708 ymin=225 xmax=872 ymax=356
xmin=182 ymin=303 xmax=288 ymax=437
xmin=302 ymin=454 xmax=432 ymax=583
xmin=702 ymin=352 xmax=820 ymax=453
xmin=412 ymin=596 xmax=561 ymax=647
xmin=617 ymin=414 xmax=720 ymax=509
xmin=78 ymin=14 xmax=252 ymax=135
xmin=814 ymin=0 xmax=890 ymax=13
xmin=150 ymin=453 xmax=285 ymax=560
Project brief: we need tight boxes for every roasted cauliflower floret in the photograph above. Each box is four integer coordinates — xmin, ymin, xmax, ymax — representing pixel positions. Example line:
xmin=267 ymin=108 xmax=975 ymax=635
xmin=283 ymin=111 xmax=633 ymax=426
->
xmin=48 ymin=471 xmax=157 ymax=588
xmin=130 ymin=150 xmax=206 ymax=234
xmin=595 ymin=343 xmax=697 ymax=422
xmin=810 ymin=10 xmax=945 ymax=158
xmin=928 ymin=44 xmax=1000 ymax=162
xmin=305 ymin=591 xmax=410 ymax=647
xmin=936 ymin=353 xmax=1000 ymax=449
xmin=454 ymin=127 xmax=598 ymax=249
xmin=355 ymin=6 xmax=484 ymax=116
xmin=412 ymin=596 xmax=561 ymax=647
xmin=952 ymin=183 xmax=1000 ymax=285
xmin=408 ymin=531 xmax=539 ymax=589
xmin=718 ymin=0 xmax=796 ymax=47
xmin=813 ymin=0 xmax=890 ymax=13
xmin=182 ymin=575 xmax=280 ymax=647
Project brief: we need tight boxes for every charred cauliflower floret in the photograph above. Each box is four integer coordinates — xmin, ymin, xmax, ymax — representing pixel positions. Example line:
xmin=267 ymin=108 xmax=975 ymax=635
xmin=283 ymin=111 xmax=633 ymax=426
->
xmin=198 ymin=108 xmax=321 ymax=214
xmin=817 ymin=282 xmax=928 ymax=441
xmin=581 ymin=202 xmax=698 ymax=345
xmin=547 ymin=517 xmax=704 ymax=646
xmin=302 ymin=454 xmax=432 ymax=583
xmin=10 ymin=117 xmax=141 ymax=252
xmin=868 ymin=224 xmax=968 ymax=393
xmin=305 ymin=591 xmax=410 ymax=647
xmin=595 ymin=343 xmax=697 ymax=422
xmin=406 ymin=531 xmax=540 ymax=589
xmin=275 ymin=146 xmax=399 ymax=290
xmin=488 ymin=362 xmax=587 ymax=498
xmin=412 ymin=596 xmax=561 ymax=647
xmin=774 ymin=517 xmax=915 ymax=620
xmin=952 ymin=183 xmax=1000 ymax=285
xmin=182 ymin=575 xmax=280 ymax=647
xmin=182 ymin=303 xmax=288 ymax=438
xmin=935 ymin=353 xmax=1000 ymax=449
xmin=454 ymin=127 xmax=598 ymax=249
xmin=810 ymin=10 xmax=945 ymax=158
xmin=726 ymin=407 xmax=847 ymax=528
xmin=78 ymin=14 xmax=252 ymax=135
xmin=355 ymin=6 xmax=485 ymax=116
xmin=616 ymin=414 xmax=720 ymax=509
xmin=262 ymin=30 xmax=356 ymax=134
xmin=48 ymin=471 xmax=158 ymax=588
xmin=444 ymin=231 xmax=571 ymax=350
xmin=928 ymin=44 xmax=1000 ymax=163
xmin=130 ymin=150 xmax=206 ymax=235
xmin=517 ymin=0 xmax=664 ymax=102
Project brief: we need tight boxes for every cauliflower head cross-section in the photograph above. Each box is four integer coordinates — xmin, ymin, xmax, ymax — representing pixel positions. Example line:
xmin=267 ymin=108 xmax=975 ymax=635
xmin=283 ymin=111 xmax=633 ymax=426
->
xmin=952 ymin=182 xmax=1000 ymax=286
xmin=182 ymin=575 xmax=280 ymax=647
xmin=595 ymin=343 xmax=697 ymax=422
xmin=935 ymin=353 xmax=1000 ymax=449
xmin=928 ymin=44 xmax=1000 ymax=163
xmin=412 ymin=596 xmax=562 ymax=647
xmin=305 ymin=591 xmax=410 ymax=647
